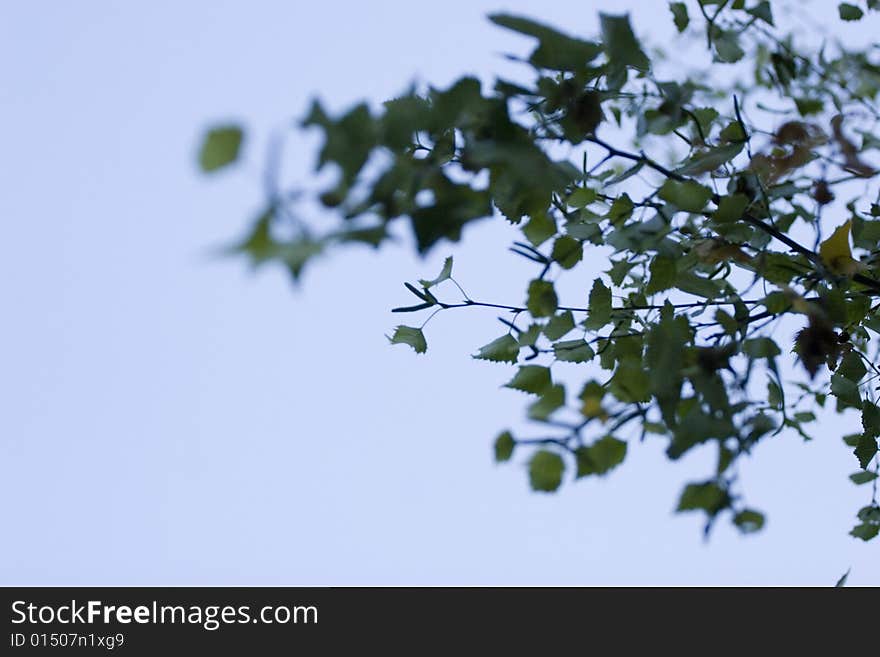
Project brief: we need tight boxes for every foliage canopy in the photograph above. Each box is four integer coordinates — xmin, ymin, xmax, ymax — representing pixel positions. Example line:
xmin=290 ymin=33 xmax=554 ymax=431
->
xmin=200 ymin=0 xmax=880 ymax=541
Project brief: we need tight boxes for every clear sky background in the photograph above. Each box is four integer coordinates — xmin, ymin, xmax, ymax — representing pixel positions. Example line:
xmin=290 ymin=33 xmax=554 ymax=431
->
xmin=1 ymin=0 xmax=877 ymax=585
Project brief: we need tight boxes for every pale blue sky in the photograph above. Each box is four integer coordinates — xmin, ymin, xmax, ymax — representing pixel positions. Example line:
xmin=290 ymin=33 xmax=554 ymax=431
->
xmin=1 ymin=0 xmax=877 ymax=585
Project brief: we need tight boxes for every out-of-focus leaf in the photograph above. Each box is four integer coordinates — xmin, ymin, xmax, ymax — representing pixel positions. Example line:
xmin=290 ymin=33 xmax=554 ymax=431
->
xmin=494 ymin=431 xmax=515 ymax=462
xmin=600 ymin=13 xmax=650 ymax=72
xmin=198 ymin=125 xmax=244 ymax=172
xmin=669 ymin=2 xmax=689 ymax=32
xmin=528 ymin=450 xmax=565 ymax=492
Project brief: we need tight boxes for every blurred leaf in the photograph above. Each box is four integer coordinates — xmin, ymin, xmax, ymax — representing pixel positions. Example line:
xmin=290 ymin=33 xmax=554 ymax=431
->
xmin=198 ymin=125 xmax=244 ymax=172
xmin=743 ymin=337 xmax=781 ymax=359
xmin=819 ymin=220 xmax=863 ymax=276
xmin=522 ymin=212 xmax=557 ymax=246
xmin=494 ymin=431 xmax=515 ymax=462
xmin=528 ymin=450 xmax=565 ymax=492
xmin=576 ymin=436 xmax=628 ymax=477
xmin=675 ymin=143 xmax=743 ymax=175
xmin=850 ymin=523 xmax=879 ymax=541
xmin=568 ymin=187 xmax=598 ymax=207
xmin=669 ymin=2 xmax=689 ymax=32
xmin=544 ymin=311 xmax=575 ymax=340
xmin=838 ymin=3 xmax=864 ymax=21
xmin=647 ymin=255 xmax=677 ymax=294
xmin=733 ymin=509 xmax=765 ymax=533
xmin=527 ymin=279 xmax=559 ymax=317
xmin=528 ymin=384 xmax=566 ymax=420
xmin=659 ymin=180 xmax=713 ymax=212
xmin=551 ymin=235 xmax=583 ymax=269
xmin=677 ymin=481 xmax=730 ymax=514
xmin=747 ymin=1 xmax=774 ymax=25
xmin=489 ymin=14 xmax=602 ymax=70
xmin=303 ymin=101 xmax=376 ymax=184
xmin=600 ymin=13 xmax=650 ymax=72
xmin=714 ymin=31 xmax=745 ymax=63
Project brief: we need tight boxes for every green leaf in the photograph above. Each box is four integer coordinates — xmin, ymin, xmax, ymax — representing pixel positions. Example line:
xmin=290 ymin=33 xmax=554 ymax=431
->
xmin=522 ymin=212 xmax=557 ymax=247
xmin=719 ymin=120 xmax=747 ymax=143
xmin=518 ymin=324 xmax=543 ymax=347
xmin=854 ymin=434 xmax=878 ymax=469
xmin=743 ymin=337 xmax=781 ymax=359
xmin=610 ymin=361 xmax=651 ymax=402
xmin=669 ymin=2 xmax=690 ymax=32
xmin=600 ymin=13 xmax=650 ymax=72
xmin=646 ymin=255 xmax=677 ymax=294
xmin=488 ymin=14 xmax=602 ymax=71
xmin=863 ymin=401 xmax=880 ymax=438
xmin=278 ymin=239 xmax=324 ymax=281
xmin=795 ymin=97 xmax=824 ymax=116
xmin=409 ymin=175 xmax=492 ymax=253
xmin=858 ymin=505 xmax=880 ymax=522
xmin=474 ymin=334 xmax=520 ymax=364
xmin=838 ymin=3 xmax=864 ymax=20
xmin=528 ymin=450 xmax=565 ymax=492
xmin=747 ymin=1 xmax=774 ymax=25
xmin=528 ymin=384 xmax=566 ymax=420
xmin=608 ymin=193 xmax=635 ymax=224
xmin=668 ymin=405 xmax=735 ymax=459
xmin=831 ymin=373 xmax=862 ymax=409
xmin=553 ymin=339 xmax=595 ymax=363
xmin=527 ymin=279 xmax=559 ymax=317
xmin=198 ymin=125 xmax=244 ymax=172
xmin=714 ymin=309 xmax=739 ymax=335
xmin=494 ymin=431 xmax=515 ymax=462
xmin=850 ymin=523 xmax=879 ymax=541
xmin=850 ymin=471 xmax=878 ymax=485
xmin=677 ymin=481 xmax=730 ymax=514
xmin=646 ymin=307 xmax=689 ymax=425
xmin=419 ymin=256 xmax=453 ymax=289
xmin=568 ymin=187 xmax=598 ymax=208
xmin=675 ymin=143 xmax=743 ymax=176
xmin=837 ymin=351 xmax=867 ymax=382
xmin=544 ymin=311 xmax=575 ymax=340
xmin=551 ymin=235 xmax=583 ymax=269
xmin=584 ymin=279 xmax=612 ymax=329
xmin=733 ymin=509 xmax=766 ymax=533
xmin=714 ymin=31 xmax=745 ymax=63
xmin=505 ymin=365 xmax=552 ymax=395
xmin=226 ymin=208 xmax=277 ymax=267
xmin=575 ymin=436 xmax=627 ymax=477
xmin=675 ymin=271 xmax=721 ymax=299
xmin=388 ymin=326 xmax=427 ymax=354
xmin=303 ymin=101 xmax=376 ymax=184
xmin=658 ymin=180 xmax=713 ymax=212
